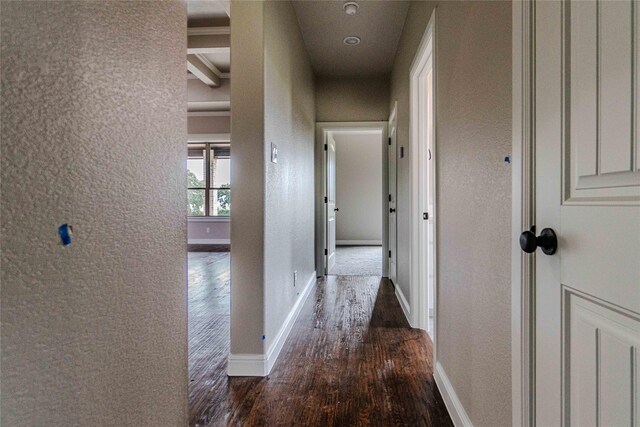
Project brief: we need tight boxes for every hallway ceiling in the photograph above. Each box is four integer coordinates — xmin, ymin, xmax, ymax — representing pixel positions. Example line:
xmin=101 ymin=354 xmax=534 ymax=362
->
xmin=188 ymin=1 xmax=230 ymax=21
xmin=292 ymin=1 xmax=410 ymax=78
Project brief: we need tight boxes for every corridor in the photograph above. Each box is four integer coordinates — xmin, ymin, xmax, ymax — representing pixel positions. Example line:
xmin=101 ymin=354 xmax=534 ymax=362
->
xmin=188 ymin=252 xmax=451 ymax=426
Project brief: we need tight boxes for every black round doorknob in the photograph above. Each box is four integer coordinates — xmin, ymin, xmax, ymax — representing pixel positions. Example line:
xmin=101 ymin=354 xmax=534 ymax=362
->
xmin=334 ymin=208 xmax=339 ymax=212
xmin=519 ymin=226 xmax=558 ymax=255
xmin=390 ymin=208 xmax=396 ymax=213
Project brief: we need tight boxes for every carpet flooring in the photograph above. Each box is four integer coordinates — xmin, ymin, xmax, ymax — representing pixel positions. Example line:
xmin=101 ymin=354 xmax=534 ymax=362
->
xmin=329 ymin=245 xmax=382 ymax=276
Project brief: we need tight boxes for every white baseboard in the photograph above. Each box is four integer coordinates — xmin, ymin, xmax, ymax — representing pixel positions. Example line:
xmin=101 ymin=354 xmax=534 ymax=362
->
xmin=394 ymin=284 xmax=411 ymax=326
xmin=227 ymin=353 xmax=267 ymax=376
xmin=265 ymin=271 xmax=316 ymax=374
xmin=434 ymin=361 xmax=473 ymax=427
xmin=336 ymin=240 xmax=382 ymax=246
xmin=188 ymin=238 xmax=230 ymax=245
xmin=227 ymin=271 xmax=316 ymax=377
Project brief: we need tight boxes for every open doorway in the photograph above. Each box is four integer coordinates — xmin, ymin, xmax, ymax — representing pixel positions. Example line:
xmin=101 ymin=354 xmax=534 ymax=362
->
xmin=317 ymin=122 xmax=389 ymax=278
xmin=330 ymin=130 xmax=383 ymax=276
xmin=185 ymin=0 xmax=232 ymax=424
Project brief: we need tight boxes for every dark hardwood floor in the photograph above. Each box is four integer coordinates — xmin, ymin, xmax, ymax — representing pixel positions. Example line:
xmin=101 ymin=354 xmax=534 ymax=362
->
xmin=188 ymin=243 xmax=231 ymax=252
xmin=188 ymin=252 xmax=453 ymax=427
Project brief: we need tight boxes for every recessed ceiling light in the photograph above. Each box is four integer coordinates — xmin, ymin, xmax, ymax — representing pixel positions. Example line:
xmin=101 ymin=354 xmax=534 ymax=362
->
xmin=343 ymin=2 xmax=359 ymax=16
xmin=343 ymin=36 xmax=361 ymax=46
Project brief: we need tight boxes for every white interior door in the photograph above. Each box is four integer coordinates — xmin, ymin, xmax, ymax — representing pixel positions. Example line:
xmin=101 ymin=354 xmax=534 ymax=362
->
xmin=326 ymin=133 xmax=337 ymax=274
xmin=534 ymin=2 xmax=640 ymax=425
xmin=388 ymin=109 xmax=398 ymax=284
xmin=412 ymin=31 xmax=435 ymax=333
xmin=418 ymin=62 xmax=435 ymax=335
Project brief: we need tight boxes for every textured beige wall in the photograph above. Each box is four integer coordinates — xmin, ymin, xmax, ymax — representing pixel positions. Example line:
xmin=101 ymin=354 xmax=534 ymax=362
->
xmin=230 ymin=1 xmax=266 ymax=355
xmin=315 ymin=77 xmax=390 ymax=122
xmin=0 ymin=2 xmax=188 ymax=424
xmin=390 ymin=2 xmax=512 ymax=425
xmin=334 ymin=133 xmax=383 ymax=242
xmin=230 ymin=0 xmax=316 ymax=356
xmin=263 ymin=0 xmax=316 ymax=350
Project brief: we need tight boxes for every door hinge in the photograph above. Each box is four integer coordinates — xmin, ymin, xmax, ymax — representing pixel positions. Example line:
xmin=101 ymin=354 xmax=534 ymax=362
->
xmin=388 ymin=250 xmax=392 ymax=258
xmin=324 ymin=143 xmax=328 ymax=151
xmin=324 ymin=196 xmax=328 ymax=203
xmin=388 ymin=137 xmax=392 ymax=146
xmin=388 ymin=194 xmax=392 ymax=202
xmin=423 ymin=212 xmax=429 ymax=220
xmin=324 ymin=248 xmax=328 ymax=255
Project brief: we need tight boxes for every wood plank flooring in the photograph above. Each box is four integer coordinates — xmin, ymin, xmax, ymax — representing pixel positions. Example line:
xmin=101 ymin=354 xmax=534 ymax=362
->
xmin=188 ymin=252 xmax=453 ymax=427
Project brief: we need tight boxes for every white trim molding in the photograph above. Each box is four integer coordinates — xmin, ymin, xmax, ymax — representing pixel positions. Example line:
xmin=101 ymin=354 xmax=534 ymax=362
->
xmin=511 ymin=1 xmax=535 ymax=426
xmin=394 ymin=283 xmax=411 ymax=327
xmin=315 ymin=122 xmax=389 ymax=278
xmin=226 ymin=353 xmax=267 ymax=377
xmin=409 ymin=9 xmax=437 ymax=335
xmin=227 ymin=272 xmax=316 ymax=376
xmin=187 ymin=133 xmax=231 ymax=143
xmin=188 ymin=111 xmax=231 ymax=117
xmin=187 ymin=238 xmax=230 ymax=245
xmin=188 ymin=26 xmax=231 ymax=36
xmin=336 ymin=240 xmax=382 ymax=246
xmin=265 ymin=271 xmax=316 ymax=374
xmin=434 ymin=362 xmax=473 ymax=427
xmin=188 ymin=101 xmax=231 ymax=113
xmin=188 ymin=216 xmax=230 ymax=223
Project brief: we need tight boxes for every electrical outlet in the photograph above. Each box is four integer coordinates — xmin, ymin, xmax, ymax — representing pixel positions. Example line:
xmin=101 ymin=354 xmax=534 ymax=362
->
xmin=206 ymin=227 xmax=210 ymax=233
xmin=271 ymin=142 xmax=278 ymax=163
xmin=293 ymin=270 xmax=298 ymax=287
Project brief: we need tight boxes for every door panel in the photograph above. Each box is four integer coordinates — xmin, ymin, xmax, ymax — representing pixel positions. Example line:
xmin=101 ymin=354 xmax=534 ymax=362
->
xmin=567 ymin=0 xmax=640 ymax=203
xmin=535 ymin=1 xmax=640 ymax=425
xmin=327 ymin=134 xmax=337 ymax=273
xmin=566 ymin=291 xmax=640 ymax=427
xmin=389 ymin=110 xmax=398 ymax=284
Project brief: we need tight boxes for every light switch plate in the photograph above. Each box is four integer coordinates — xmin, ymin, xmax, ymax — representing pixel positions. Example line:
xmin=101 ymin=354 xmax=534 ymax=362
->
xmin=271 ymin=142 xmax=278 ymax=163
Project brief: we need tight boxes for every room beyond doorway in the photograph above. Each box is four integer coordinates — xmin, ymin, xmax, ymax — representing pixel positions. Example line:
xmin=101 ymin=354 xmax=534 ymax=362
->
xmin=329 ymin=246 xmax=382 ymax=276
xmin=316 ymin=123 xmax=388 ymax=277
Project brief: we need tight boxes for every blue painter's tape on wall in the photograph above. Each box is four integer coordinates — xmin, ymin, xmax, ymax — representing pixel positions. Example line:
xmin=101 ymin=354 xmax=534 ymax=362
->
xmin=58 ymin=224 xmax=73 ymax=246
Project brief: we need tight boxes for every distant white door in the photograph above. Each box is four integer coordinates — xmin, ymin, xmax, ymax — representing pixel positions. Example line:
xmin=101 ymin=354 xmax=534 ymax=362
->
xmin=418 ymin=62 xmax=434 ymax=336
xmin=533 ymin=2 xmax=640 ymax=425
xmin=389 ymin=106 xmax=398 ymax=284
xmin=326 ymin=133 xmax=337 ymax=273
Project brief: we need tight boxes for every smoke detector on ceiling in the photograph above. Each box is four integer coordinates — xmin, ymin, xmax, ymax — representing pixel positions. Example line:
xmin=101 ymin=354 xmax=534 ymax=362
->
xmin=343 ymin=36 xmax=361 ymax=46
xmin=343 ymin=2 xmax=359 ymax=16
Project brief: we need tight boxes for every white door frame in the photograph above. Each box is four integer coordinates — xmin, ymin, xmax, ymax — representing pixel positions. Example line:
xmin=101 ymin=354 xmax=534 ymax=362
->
xmin=388 ymin=102 xmax=398 ymax=285
xmin=512 ymin=1 xmax=535 ymax=426
xmin=409 ymin=10 xmax=437 ymax=336
xmin=315 ymin=122 xmax=389 ymax=276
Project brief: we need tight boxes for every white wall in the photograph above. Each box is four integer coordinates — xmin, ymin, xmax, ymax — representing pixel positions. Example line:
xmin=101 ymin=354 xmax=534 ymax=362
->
xmin=333 ymin=132 xmax=383 ymax=244
xmin=1 ymin=2 xmax=188 ymax=424
xmin=390 ymin=2 xmax=512 ymax=425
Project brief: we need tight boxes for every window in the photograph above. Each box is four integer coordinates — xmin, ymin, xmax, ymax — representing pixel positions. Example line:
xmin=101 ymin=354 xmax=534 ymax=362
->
xmin=187 ymin=143 xmax=230 ymax=217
